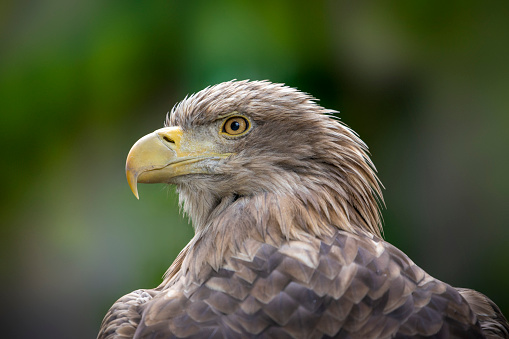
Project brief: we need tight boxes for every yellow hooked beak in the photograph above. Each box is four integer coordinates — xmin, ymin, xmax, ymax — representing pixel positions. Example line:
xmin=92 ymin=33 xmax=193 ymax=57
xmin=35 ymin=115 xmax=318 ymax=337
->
xmin=126 ymin=126 xmax=231 ymax=199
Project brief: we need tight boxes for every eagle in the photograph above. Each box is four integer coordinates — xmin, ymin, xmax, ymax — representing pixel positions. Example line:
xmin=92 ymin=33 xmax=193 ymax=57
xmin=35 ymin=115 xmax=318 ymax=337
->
xmin=98 ymin=80 xmax=508 ymax=338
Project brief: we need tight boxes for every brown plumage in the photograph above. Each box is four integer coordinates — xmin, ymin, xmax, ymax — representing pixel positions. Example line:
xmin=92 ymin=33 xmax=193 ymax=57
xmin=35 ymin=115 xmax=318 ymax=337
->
xmin=98 ymin=80 xmax=508 ymax=338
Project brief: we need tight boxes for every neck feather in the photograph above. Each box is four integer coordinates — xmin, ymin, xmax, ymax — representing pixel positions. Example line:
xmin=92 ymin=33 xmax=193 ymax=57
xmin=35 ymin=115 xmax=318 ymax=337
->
xmin=161 ymin=180 xmax=380 ymax=286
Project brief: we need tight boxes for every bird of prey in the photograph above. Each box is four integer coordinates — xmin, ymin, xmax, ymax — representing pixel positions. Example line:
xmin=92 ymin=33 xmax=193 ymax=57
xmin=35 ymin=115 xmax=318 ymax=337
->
xmin=98 ymin=80 xmax=508 ymax=338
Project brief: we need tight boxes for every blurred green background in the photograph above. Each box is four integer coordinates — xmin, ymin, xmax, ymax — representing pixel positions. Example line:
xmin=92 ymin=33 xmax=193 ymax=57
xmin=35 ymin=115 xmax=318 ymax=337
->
xmin=1 ymin=1 xmax=508 ymax=338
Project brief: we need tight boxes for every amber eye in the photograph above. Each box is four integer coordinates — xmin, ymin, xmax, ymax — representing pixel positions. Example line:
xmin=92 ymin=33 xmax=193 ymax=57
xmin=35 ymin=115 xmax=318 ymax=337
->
xmin=221 ymin=116 xmax=249 ymax=136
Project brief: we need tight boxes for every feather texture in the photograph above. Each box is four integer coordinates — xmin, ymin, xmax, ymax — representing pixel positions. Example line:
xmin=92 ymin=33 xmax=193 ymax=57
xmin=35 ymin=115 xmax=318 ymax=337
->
xmin=101 ymin=229 xmax=484 ymax=338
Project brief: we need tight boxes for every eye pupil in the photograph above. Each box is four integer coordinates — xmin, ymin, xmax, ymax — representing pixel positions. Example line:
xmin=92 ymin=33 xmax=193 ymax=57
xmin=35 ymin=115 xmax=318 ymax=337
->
xmin=230 ymin=121 xmax=240 ymax=131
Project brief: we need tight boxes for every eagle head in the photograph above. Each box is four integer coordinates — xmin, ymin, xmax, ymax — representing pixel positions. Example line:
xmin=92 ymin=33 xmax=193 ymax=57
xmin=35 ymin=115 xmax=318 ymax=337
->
xmin=126 ymin=80 xmax=383 ymax=240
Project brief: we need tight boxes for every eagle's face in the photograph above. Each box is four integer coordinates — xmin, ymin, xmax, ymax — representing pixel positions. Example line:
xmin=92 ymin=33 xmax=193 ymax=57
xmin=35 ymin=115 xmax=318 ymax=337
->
xmin=127 ymin=81 xmax=332 ymax=200
xmin=127 ymin=111 xmax=255 ymax=198
xmin=126 ymin=80 xmax=382 ymax=236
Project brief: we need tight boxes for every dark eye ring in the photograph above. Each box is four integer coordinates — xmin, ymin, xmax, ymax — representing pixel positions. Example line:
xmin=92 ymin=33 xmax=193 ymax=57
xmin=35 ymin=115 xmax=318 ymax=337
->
xmin=221 ymin=116 xmax=250 ymax=136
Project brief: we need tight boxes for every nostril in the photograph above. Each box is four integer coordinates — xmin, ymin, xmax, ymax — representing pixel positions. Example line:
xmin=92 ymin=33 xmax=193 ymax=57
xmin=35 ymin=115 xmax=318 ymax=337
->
xmin=163 ymin=136 xmax=175 ymax=144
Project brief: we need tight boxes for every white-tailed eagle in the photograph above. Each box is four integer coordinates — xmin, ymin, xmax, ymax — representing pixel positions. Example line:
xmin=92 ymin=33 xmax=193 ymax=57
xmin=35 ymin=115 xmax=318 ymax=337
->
xmin=98 ymin=80 xmax=508 ymax=339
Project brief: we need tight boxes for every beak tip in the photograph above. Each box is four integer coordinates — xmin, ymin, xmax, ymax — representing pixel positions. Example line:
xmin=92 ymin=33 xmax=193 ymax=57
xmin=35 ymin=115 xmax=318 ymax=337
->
xmin=129 ymin=180 xmax=140 ymax=200
xmin=126 ymin=167 xmax=140 ymax=200
xmin=132 ymin=187 xmax=140 ymax=200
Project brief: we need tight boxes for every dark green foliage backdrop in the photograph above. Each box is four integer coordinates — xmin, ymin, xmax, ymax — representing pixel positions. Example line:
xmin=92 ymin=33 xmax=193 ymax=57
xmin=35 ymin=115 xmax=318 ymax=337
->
xmin=1 ymin=1 xmax=508 ymax=338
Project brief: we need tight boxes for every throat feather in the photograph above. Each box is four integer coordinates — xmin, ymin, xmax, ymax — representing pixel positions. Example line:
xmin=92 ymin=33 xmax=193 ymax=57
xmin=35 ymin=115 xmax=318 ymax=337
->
xmin=175 ymin=188 xmax=376 ymax=280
